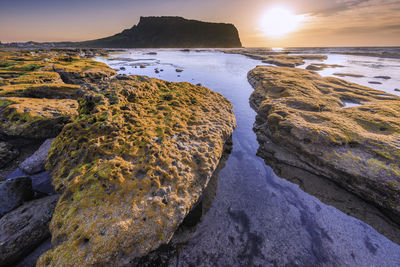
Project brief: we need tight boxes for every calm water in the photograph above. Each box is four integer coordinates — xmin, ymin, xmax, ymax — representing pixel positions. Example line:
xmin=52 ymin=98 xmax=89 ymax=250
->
xmin=96 ymin=50 xmax=400 ymax=266
xmin=298 ymin=54 xmax=400 ymax=95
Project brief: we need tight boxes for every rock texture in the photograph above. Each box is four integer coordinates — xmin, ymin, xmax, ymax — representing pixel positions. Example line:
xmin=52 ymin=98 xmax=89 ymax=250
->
xmin=248 ymin=66 xmax=400 ymax=222
xmin=78 ymin=16 xmax=242 ymax=48
xmin=0 ymin=195 xmax=59 ymax=266
xmin=0 ymin=177 xmax=34 ymax=217
xmin=36 ymin=75 xmax=236 ymax=266
xmin=0 ymin=50 xmax=115 ymax=140
xmin=0 ymin=49 xmax=115 ymax=179
xmin=19 ymin=139 xmax=54 ymax=175
xmin=0 ymin=141 xmax=19 ymax=168
xmin=0 ymin=97 xmax=78 ymax=139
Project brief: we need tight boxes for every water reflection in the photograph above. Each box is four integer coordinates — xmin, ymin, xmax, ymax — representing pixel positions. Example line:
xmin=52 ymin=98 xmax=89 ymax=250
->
xmin=255 ymin=137 xmax=400 ymax=244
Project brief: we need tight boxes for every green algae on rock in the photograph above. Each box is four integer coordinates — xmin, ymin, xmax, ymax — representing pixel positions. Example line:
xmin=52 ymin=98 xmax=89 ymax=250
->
xmin=36 ymin=75 xmax=236 ymax=266
xmin=0 ymin=97 xmax=78 ymax=139
xmin=0 ymin=50 xmax=115 ymax=140
xmin=248 ymin=66 xmax=400 ymax=222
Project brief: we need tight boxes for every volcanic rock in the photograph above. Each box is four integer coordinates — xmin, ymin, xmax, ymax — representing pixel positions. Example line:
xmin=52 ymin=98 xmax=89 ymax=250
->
xmin=0 ymin=195 xmax=59 ymax=266
xmin=0 ymin=177 xmax=34 ymax=217
xmin=19 ymin=138 xmax=54 ymax=174
xmin=0 ymin=142 xmax=19 ymax=168
xmin=248 ymin=66 xmax=400 ymax=222
xmin=37 ymin=75 xmax=236 ymax=266
xmin=78 ymin=16 xmax=242 ymax=48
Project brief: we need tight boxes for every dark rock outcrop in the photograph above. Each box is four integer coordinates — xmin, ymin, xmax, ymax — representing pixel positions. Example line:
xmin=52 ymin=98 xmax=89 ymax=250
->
xmin=78 ymin=16 xmax=242 ymax=48
xmin=0 ymin=177 xmax=34 ymax=217
xmin=0 ymin=195 xmax=59 ymax=266
xmin=0 ymin=142 xmax=19 ymax=168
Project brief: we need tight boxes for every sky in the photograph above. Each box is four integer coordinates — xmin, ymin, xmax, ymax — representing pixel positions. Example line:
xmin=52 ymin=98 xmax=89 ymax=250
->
xmin=1 ymin=0 xmax=400 ymax=47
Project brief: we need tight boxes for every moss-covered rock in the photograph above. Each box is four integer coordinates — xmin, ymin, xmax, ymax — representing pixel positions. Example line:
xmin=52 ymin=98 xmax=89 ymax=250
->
xmin=248 ymin=66 xmax=400 ymax=222
xmin=36 ymin=75 xmax=236 ymax=266
xmin=0 ymin=83 xmax=80 ymax=98
xmin=0 ymin=97 xmax=78 ymax=138
xmin=0 ymin=50 xmax=115 ymax=140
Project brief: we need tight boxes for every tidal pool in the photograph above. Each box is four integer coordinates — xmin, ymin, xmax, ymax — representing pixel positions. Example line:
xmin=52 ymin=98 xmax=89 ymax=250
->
xmin=96 ymin=50 xmax=400 ymax=266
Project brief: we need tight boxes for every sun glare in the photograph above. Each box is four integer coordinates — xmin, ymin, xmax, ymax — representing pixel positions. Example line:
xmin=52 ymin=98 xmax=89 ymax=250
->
xmin=260 ymin=7 xmax=306 ymax=38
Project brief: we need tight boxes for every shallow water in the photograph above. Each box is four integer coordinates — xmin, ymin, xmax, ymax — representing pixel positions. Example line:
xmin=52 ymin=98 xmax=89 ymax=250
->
xmin=298 ymin=54 xmax=400 ymax=95
xmin=96 ymin=50 xmax=400 ymax=266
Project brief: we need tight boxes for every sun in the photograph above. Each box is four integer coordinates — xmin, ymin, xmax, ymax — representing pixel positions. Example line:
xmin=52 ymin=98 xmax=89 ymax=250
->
xmin=260 ymin=7 xmax=306 ymax=38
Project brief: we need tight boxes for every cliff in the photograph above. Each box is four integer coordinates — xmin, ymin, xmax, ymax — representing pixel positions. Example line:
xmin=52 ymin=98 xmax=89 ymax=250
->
xmin=78 ymin=16 xmax=242 ymax=48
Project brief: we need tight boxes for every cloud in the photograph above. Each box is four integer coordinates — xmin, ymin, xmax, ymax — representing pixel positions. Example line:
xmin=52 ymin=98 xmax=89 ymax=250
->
xmin=310 ymin=0 xmax=399 ymax=16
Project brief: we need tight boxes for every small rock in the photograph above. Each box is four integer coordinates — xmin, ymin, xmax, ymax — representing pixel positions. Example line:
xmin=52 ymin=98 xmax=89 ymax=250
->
xmin=146 ymin=52 xmax=157 ymax=55
xmin=394 ymin=88 xmax=400 ymax=92
xmin=0 ymin=195 xmax=59 ymax=266
xmin=176 ymin=69 xmax=183 ymax=73
xmin=160 ymin=69 xmax=164 ymax=72
xmin=0 ymin=177 xmax=34 ymax=217
xmin=19 ymin=138 xmax=54 ymax=175
xmin=374 ymin=76 xmax=391 ymax=80
xmin=0 ymin=142 xmax=19 ymax=168
xmin=120 ymin=67 xmax=126 ymax=71
xmin=155 ymin=69 xmax=160 ymax=74
xmin=369 ymin=81 xmax=382 ymax=85
xmin=140 ymin=64 xmax=146 ymax=69
xmin=196 ymin=83 xmax=202 ymax=86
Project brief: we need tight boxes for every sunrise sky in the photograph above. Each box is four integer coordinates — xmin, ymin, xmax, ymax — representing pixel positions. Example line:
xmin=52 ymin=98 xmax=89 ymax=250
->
xmin=1 ymin=0 xmax=400 ymax=47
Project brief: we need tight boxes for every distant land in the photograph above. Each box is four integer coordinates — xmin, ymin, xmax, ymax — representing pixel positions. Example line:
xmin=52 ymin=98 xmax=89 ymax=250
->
xmin=0 ymin=17 xmax=242 ymax=49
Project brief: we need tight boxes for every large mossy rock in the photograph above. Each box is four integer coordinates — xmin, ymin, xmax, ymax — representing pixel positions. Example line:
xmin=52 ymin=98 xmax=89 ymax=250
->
xmin=37 ymin=75 xmax=236 ymax=266
xmin=248 ymin=66 xmax=400 ymax=221
xmin=0 ymin=97 xmax=78 ymax=139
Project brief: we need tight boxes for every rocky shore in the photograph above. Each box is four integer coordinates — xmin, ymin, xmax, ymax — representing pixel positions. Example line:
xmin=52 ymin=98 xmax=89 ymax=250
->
xmin=248 ymin=66 xmax=400 ymax=223
xmin=225 ymin=48 xmax=327 ymax=67
xmin=0 ymin=49 xmax=236 ymax=266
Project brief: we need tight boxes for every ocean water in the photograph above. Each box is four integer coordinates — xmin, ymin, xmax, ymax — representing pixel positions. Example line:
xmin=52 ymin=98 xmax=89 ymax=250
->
xmin=297 ymin=53 xmax=400 ymax=95
xmin=96 ymin=50 xmax=400 ymax=266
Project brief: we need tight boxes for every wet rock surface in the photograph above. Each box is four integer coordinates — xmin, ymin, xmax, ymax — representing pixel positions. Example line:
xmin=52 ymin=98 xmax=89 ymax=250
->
xmin=0 ymin=195 xmax=59 ymax=266
xmin=248 ymin=66 xmax=400 ymax=223
xmin=0 ymin=176 xmax=34 ymax=217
